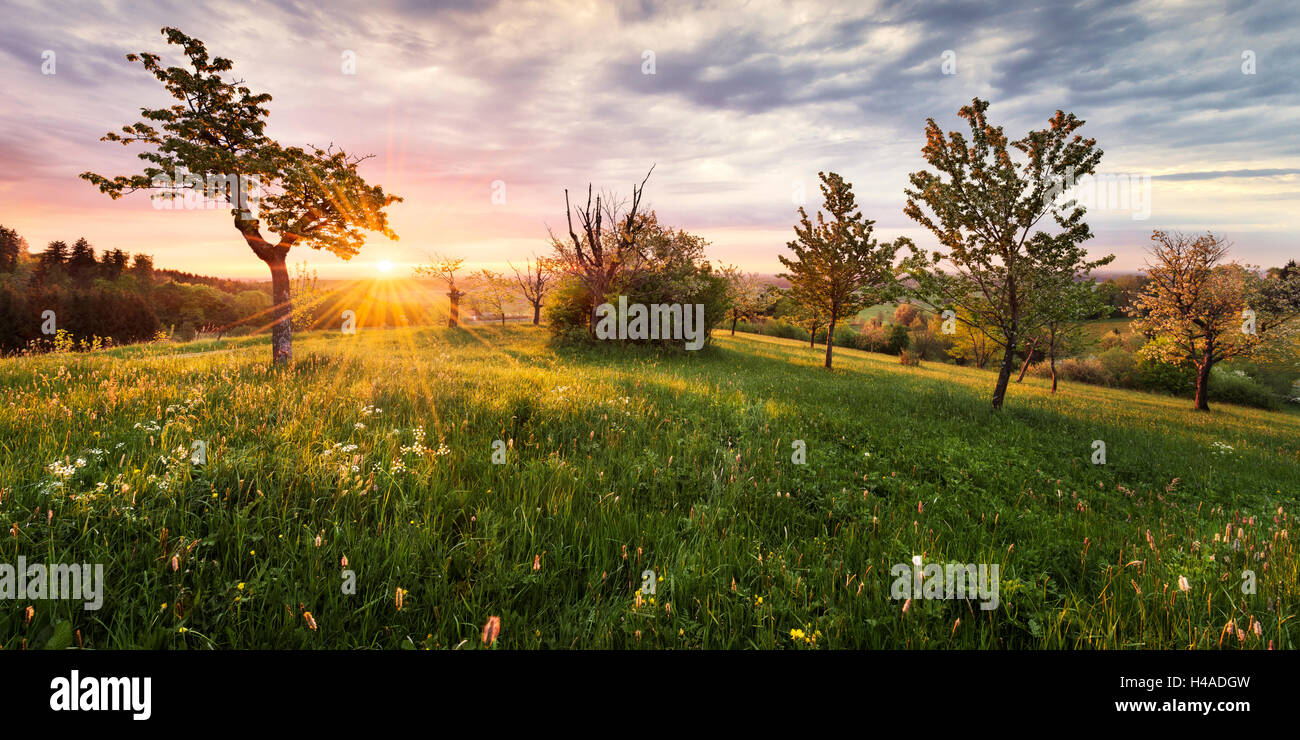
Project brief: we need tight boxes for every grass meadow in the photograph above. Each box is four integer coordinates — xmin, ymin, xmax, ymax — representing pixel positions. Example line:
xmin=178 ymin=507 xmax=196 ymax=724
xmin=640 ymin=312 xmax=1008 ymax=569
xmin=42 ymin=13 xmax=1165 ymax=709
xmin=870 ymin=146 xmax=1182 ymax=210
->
xmin=1 ymin=325 xmax=1296 ymax=649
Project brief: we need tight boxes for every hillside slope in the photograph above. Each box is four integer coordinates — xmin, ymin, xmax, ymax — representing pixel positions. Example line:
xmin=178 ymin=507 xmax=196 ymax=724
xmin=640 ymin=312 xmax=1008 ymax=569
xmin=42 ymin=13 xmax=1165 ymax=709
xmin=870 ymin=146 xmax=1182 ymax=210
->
xmin=1 ymin=326 xmax=1295 ymax=648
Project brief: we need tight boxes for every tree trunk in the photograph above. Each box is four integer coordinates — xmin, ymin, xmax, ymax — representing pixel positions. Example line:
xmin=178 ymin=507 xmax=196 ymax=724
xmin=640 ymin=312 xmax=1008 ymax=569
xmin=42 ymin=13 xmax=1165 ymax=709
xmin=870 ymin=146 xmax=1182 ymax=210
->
xmin=990 ymin=336 xmax=1017 ymax=410
xmin=731 ymin=315 xmax=738 ymax=336
xmin=1050 ymin=352 xmax=1058 ymax=393
xmin=448 ymin=290 xmax=461 ymax=328
xmin=266 ymin=252 xmax=292 ymax=364
xmin=824 ymin=312 xmax=837 ymax=369
xmin=1194 ymin=360 xmax=1212 ymax=411
xmin=1016 ymin=338 xmax=1038 ymax=383
xmin=809 ymin=327 xmax=817 ymax=349
xmin=532 ymin=303 xmax=541 ymax=325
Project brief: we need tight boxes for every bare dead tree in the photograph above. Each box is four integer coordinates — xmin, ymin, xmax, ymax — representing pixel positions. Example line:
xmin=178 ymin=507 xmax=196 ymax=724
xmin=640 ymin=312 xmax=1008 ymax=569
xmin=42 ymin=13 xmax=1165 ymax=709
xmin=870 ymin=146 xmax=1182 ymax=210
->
xmin=547 ymin=166 xmax=655 ymax=335
xmin=509 ymin=256 xmax=556 ymax=325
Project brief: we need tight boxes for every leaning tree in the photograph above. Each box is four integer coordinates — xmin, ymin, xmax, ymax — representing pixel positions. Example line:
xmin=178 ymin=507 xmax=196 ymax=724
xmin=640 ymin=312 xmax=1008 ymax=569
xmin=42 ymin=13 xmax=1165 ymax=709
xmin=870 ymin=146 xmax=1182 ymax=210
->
xmin=901 ymin=98 xmax=1114 ymax=409
xmin=81 ymin=27 xmax=401 ymax=363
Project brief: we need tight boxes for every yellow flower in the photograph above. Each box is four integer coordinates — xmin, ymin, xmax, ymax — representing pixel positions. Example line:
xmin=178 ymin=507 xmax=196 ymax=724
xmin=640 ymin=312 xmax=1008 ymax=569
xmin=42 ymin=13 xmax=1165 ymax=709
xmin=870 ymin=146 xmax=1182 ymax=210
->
xmin=237 ymin=582 xmax=245 ymax=590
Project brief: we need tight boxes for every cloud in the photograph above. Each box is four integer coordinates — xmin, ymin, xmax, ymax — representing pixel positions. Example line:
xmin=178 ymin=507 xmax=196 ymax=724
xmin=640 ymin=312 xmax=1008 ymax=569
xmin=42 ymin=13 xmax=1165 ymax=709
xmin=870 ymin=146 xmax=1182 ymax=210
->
xmin=0 ymin=0 xmax=1295 ymax=277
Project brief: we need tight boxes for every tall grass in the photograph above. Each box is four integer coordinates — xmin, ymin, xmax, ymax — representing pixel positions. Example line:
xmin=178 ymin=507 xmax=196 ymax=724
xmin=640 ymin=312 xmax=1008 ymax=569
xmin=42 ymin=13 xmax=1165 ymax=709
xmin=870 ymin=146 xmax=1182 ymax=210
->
xmin=0 ymin=326 xmax=1295 ymax=648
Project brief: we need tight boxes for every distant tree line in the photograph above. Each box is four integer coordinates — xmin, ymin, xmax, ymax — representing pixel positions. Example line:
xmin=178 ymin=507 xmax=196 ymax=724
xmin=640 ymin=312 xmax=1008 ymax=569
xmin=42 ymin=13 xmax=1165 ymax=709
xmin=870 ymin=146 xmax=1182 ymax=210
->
xmin=0 ymin=226 xmax=276 ymax=354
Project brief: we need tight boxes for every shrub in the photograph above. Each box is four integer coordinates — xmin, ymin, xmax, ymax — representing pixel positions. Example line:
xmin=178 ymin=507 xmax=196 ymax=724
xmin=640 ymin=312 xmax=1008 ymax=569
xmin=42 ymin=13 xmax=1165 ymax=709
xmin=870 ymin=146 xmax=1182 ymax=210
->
xmin=883 ymin=323 xmax=910 ymax=355
xmin=893 ymin=303 xmax=918 ymax=326
xmin=1098 ymin=347 xmax=1137 ymax=386
xmin=856 ymin=323 xmax=888 ymax=352
xmin=899 ymin=349 xmax=921 ymax=366
xmin=544 ymin=277 xmax=594 ymax=336
xmin=1133 ymin=355 xmax=1195 ymax=396
xmin=1208 ymin=366 xmax=1280 ymax=410
xmin=1029 ymin=357 xmax=1113 ymax=386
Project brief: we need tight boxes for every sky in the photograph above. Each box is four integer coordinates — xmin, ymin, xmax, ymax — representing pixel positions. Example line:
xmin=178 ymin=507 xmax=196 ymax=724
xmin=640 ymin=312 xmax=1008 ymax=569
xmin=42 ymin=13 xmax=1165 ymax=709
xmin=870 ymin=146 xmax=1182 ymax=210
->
xmin=1 ymin=0 xmax=1297 ymax=280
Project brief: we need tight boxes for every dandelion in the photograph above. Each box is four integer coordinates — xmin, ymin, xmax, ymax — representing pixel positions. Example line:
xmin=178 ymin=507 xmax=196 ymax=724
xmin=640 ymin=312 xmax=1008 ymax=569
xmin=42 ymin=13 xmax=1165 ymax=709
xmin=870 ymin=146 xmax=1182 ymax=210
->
xmin=482 ymin=615 xmax=501 ymax=646
xmin=237 ymin=582 xmax=245 ymax=591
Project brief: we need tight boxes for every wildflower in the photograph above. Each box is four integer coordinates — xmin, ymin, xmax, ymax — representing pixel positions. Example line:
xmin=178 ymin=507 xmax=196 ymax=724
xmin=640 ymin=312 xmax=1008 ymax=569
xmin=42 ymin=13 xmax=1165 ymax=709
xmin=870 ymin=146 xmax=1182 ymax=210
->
xmin=170 ymin=555 xmax=179 ymax=572
xmin=482 ymin=616 xmax=501 ymax=646
xmin=341 ymin=556 xmax=348 ymax=568
xmin=902 ymin=598 xmax=912 ymax=614
xmin=304 ymin=612 xmax=318 ymax=631
xmin=25 ymin=606 xmax=34 ymax=623
xmin=237 ymin=583 xmax=245 ymax=591
xmin=1177 ymin=575 xmax=1190 ymax=592
xmin=314 ymin=531 xmax=323 ymax=547
xmin=395 ymin=587 xmax=407 ymax=611
xmin=533 ymin=554 xmax=541 ymax=571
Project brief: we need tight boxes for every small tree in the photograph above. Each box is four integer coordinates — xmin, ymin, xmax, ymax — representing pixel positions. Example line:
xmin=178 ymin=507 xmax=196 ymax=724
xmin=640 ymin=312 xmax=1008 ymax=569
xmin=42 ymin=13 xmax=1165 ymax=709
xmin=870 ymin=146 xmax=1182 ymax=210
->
xmin=787 ymin=288 xmax=827 ymax=349
xmin=780 ymin=171 xmax=902 ymax=369
xmin=1130 ymin=230 xmax=1300 ymax=410
xmin=721 ymin=266 xmax=764 ymax=335
xmin=289 ymin=262 xmax=321 ymax=332
xmin=415 ymin=253 xmax=466 ymax=327
xmin=902 ymin=98 xmax=1114 ymax=409
xmin=509 ymin=256 xmax=554 ymax=325
xmin=474 ymin=268 xmax=515 ymax=326
xmin=81 ymin=27 xmax=401 ymax=364
xmin=1035 ymin=277 xmax=1107 ymax=392
xmin=946 ymin=306 xmax=997 ymax=368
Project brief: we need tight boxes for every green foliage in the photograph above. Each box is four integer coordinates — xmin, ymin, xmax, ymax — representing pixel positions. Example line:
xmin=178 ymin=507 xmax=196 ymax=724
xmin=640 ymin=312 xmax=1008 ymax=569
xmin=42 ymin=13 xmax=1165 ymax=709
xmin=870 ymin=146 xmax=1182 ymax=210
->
xmin=884 ymin=323 xmax=910 ymax=355
xmin=901 ymin=97 xmax=1115 ymax=407
xmin=779 ymin=171 xmax=902 ymax=368
xmin=1208 ymin=367 xmax=1281 ymax=411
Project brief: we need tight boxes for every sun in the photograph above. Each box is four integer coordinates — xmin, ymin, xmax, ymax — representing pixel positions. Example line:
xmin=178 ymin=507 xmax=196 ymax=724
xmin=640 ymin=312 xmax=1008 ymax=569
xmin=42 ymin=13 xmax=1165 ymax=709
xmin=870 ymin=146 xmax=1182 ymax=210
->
xmin=376 ymin=260 xmax=394 ymax=274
